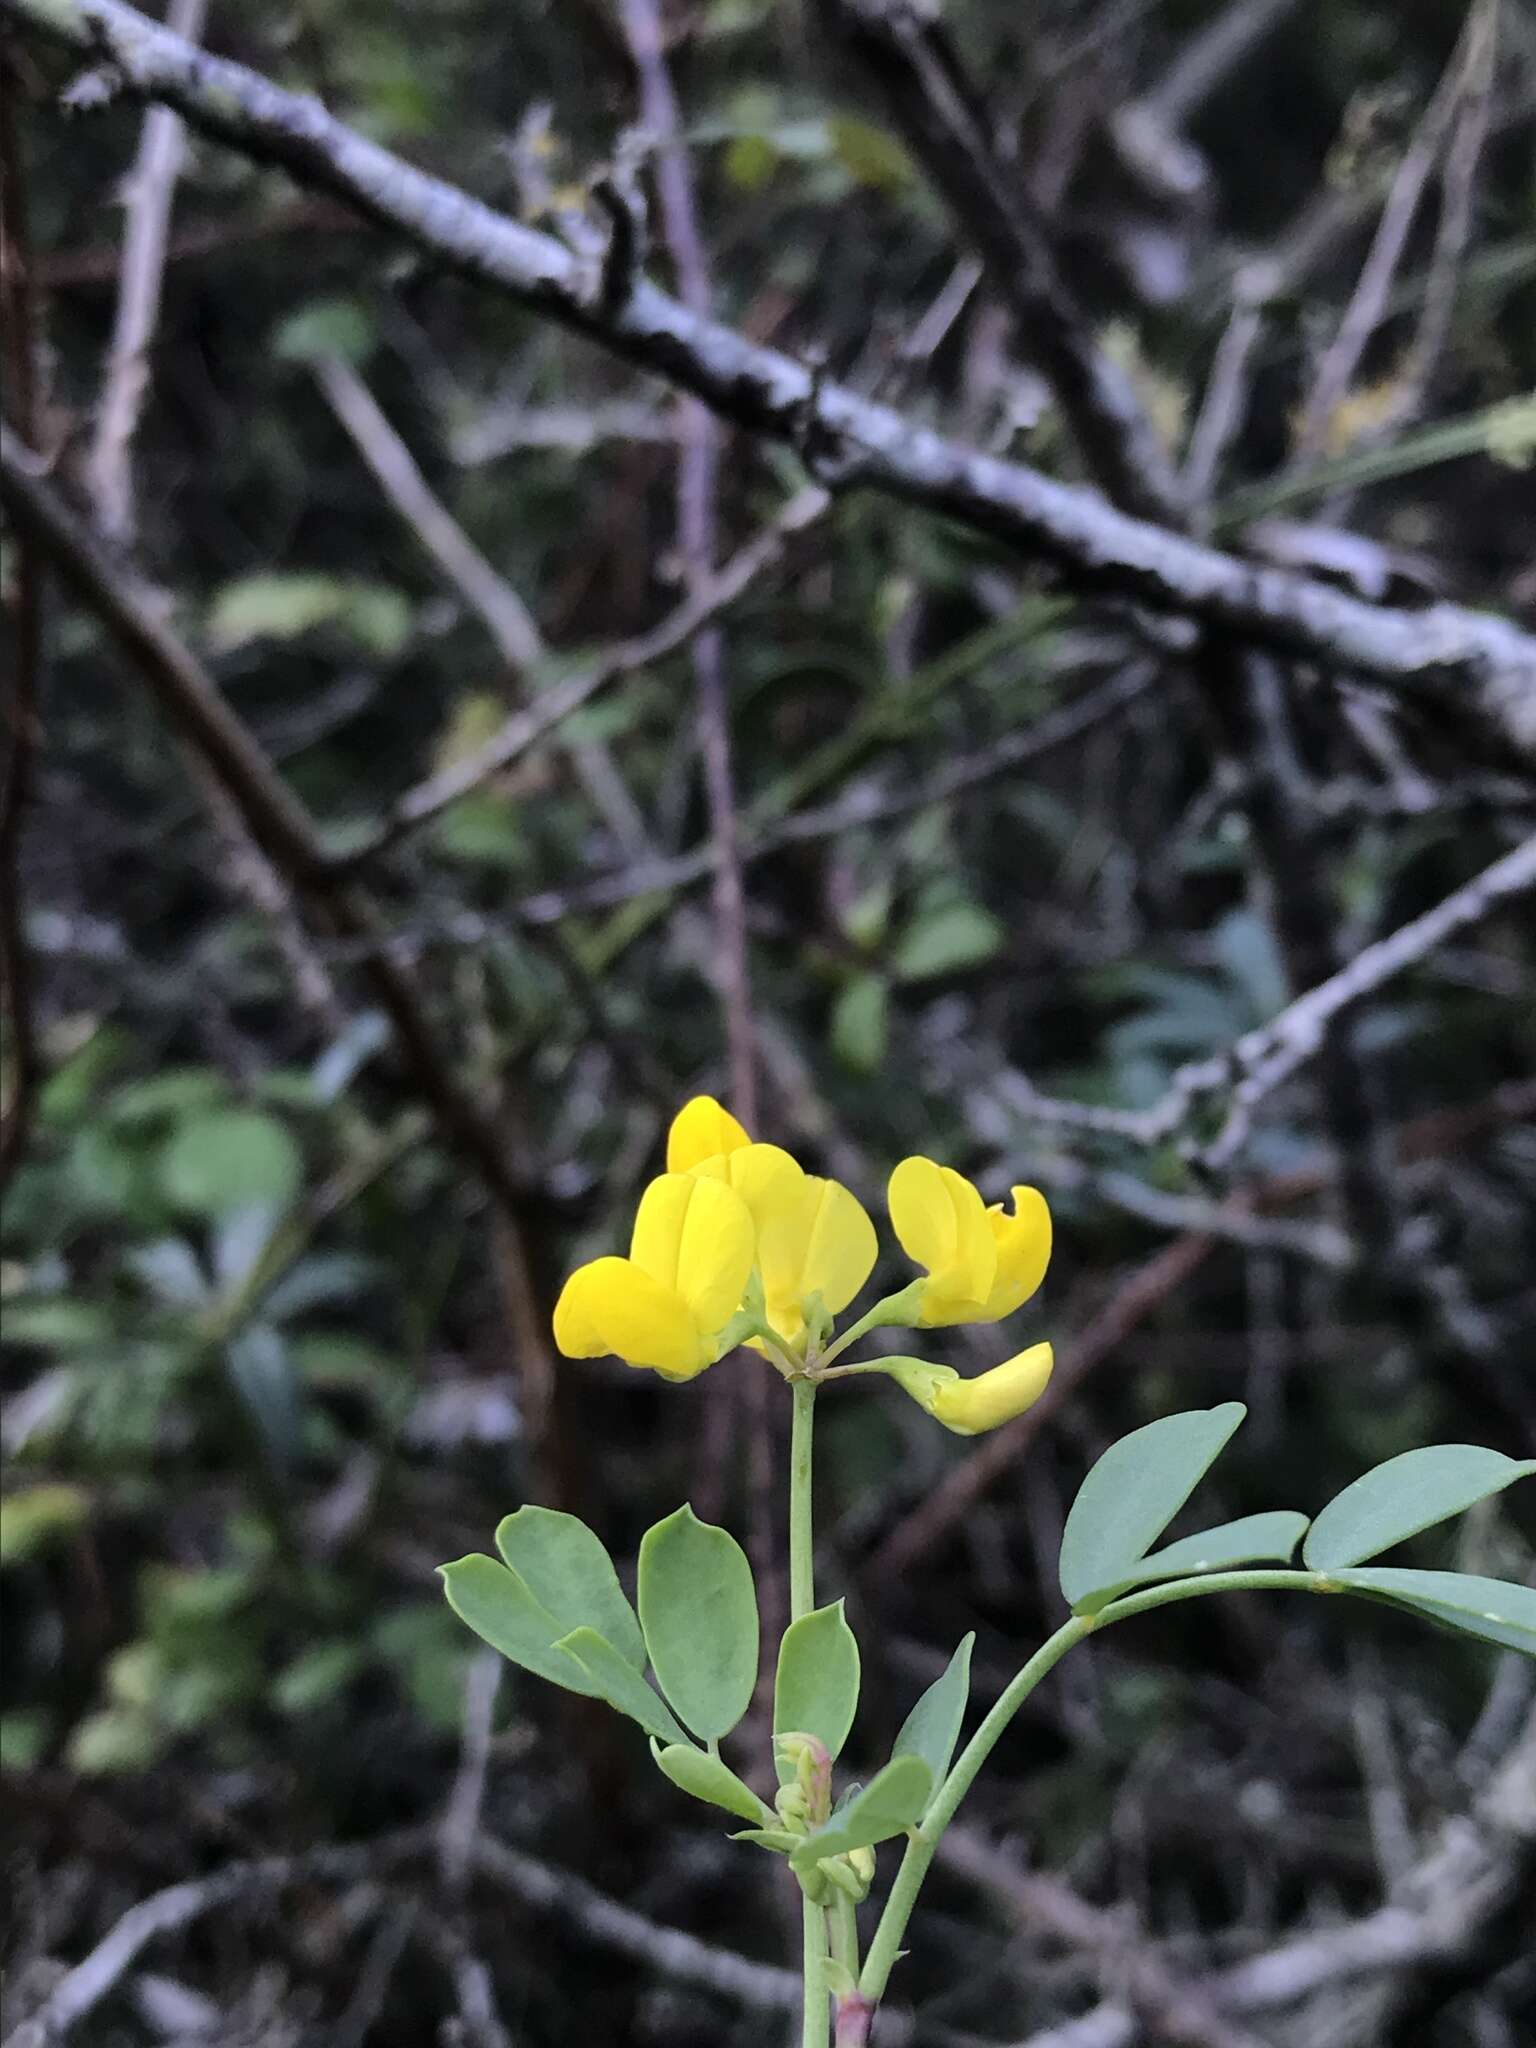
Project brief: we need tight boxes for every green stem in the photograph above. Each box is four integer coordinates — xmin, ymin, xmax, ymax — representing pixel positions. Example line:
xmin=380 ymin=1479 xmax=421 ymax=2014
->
xmin=789 ymin=1377 xmax=817 ymax=1623
xmin=801 ymin=1892 xmax=828 ymax=2048
xmin=858 ymin=1568 xmax=1324 ymax=2006
xmin=815 ymin=1283 xmax=927 ymax=1372
xmin=788 ymin=1375 xmax=825 ymax=2045
xmin=828 ymin=1891 xmax=859 ymax=1977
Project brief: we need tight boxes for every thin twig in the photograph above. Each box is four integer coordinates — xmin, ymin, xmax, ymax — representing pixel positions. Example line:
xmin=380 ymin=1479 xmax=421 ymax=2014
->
xmin=1293 ymin=18 xmax=1476 ymax=463
xmin=84 ymin=0 xmax=206 ymax=542
xmin=617 ymin=0 xmax=757 ymax=1126
xmin=348 ymin=484 xmax=828 ymax=861
xmin=312 ymin=350 xmax=651 ymax=854
xmin=0 ymin=56 xmax=45 ymax=1191
xmin=997 ymin=831 xmax=1536 ymax=1166
xmin=817 ymin=0 xmax=1183 ymax=522
xmin=1359 ymin=0 xmax=1501 ymax=451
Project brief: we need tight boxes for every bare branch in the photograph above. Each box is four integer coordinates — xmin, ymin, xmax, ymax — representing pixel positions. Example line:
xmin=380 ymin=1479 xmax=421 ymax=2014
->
xmin=999 ymin=830 xmax=1536 ymax=1166
xmin=617 ymin=0 xmax=757 ymax=1126
xmin=314 ymin=353 xmax=542 ymax=672
xmin=84 ymin=0 xmax=205 ymax=542
xmin=816 ymin=0 xmax=1184 ymax=522
xmin=4 ymin=0 xmax=1533 ymax=755
xmin=1293 ymin=15 xmax=1479 ymax=463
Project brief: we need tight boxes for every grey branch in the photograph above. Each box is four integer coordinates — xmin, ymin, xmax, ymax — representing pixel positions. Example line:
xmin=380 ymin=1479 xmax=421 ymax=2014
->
xmin=83 ymin=0 xmax=206 ymax=542
xmin=5 ymin=0 xmax=1536 ymax=759
xmin=1001 ymin=830 xmax=1536 ymax=1164
xmin=0 ymin=1826 xmax=804 ymax=2048
xmin=965 ymin=1704 xmax=1536 ymax=2048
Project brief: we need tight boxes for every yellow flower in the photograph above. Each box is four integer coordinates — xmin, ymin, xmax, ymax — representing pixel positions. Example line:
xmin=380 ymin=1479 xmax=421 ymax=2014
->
xmin=667 ymin=1094 xmax=751 ymax=1172
xmin=756 ymin=1172 xmax=877 ymax=1345
xmin=553 ymin=1172 xmax=754 ymax=1379
xmin=666 ymin=1098 xmax=877 ymax=1349
xmin=888 ymin=1343 xmax=1055 ymax=1435
xmin=887 ymin=1157 xmax=1051 ymax=1326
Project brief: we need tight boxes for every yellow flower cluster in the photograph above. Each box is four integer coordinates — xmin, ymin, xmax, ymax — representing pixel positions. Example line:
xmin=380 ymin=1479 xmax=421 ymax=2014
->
xmin=553 ymin=1097 xmax=1055 ymax=1433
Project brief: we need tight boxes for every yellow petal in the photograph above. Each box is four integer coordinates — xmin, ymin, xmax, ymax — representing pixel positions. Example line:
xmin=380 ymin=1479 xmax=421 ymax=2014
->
xmin=940 ymin=1165 xmax=997 ymax=1304
xmin=692 ymin=1141 xmax=806 ymax=1229
xmin=887 ymin=1156 xmax=958 ymax=1274
xmin=666 ymin=1095 xmax=751 ymax=1172
xmin=630 ymin=1172 xmax=753 ymax=1333
xmin=928 ymin=1343 xmax=1054 ymax=1435
xmin=582 ymin=1259 xmax=713 ymax=1378
xmin=799 ymin=1177 xmax=878 ymax=1314
xmin=980 ymin=1186 xmax=1052 ymax=1319
xmin=759 ymin=1174 xmax=877 ymax=1338
xmin=553 ymin=1257 xmax=625 ymax=1358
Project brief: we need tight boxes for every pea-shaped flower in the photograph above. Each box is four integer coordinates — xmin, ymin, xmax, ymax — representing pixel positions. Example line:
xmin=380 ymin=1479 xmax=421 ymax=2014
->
xmin=887 ymin=1344 xmax=1055 ymax=1435
xmin=553 ymin=1171 xmax=754 ymax=1380
xmin=666 ymin=1093 xmax=751 ymax=1171
xmin=755 ymin=1170 xmax=877 ymax=1346
xmin=667 ymin=1097 xmax=877 ymax=1350
xmin=887 ymin=1156 xmax=1051 ymax=1327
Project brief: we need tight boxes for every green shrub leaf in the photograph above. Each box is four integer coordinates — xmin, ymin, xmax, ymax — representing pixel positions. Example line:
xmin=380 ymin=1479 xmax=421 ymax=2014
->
xmin=788 ymin=1755 xmax=932 ymax=1871
xmin=555 ymin=1628 xmax=689 ymax=1742
xmin=1329 ymin=1568 xmax=1536 ymax=1657
xmin=638 ymin=1506 xmax=758 ymax=1740
xmin=496 ymin=1506 xmax=644 ymax=1670
xmin=651 ymin=1742 xmax=773 ymax=1824
xmin=160 ymin=1110 xmax=302 ymax=1216
xmin=1080 ymin=1511 xmax=1311 ymax=1611
xmin=891 ymin=1632 xmax=972 ymax=1809
xmin=1303 ymin=1447 xmax=1536 ymax=1571
xmin=774 ymin=1600 xmax=860 ymax=1782
xmin=1060 ymin=1404 xmax=1247 ymax=1610
xmin=438 ymin=1554 xmax=602 ymax=1698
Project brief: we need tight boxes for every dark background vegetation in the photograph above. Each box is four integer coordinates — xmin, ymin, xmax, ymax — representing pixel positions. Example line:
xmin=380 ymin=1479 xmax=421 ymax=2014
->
xmin=2 ymin=1 xmax=1534 ymax=2044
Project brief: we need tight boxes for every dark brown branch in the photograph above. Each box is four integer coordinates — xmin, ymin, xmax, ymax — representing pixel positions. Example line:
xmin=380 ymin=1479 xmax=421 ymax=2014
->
xmin=0 ymin=59 xmax=45 ymax=1191
xmin=0 ymin=426 xmax=533 ymax=1223
xmin=4 ymin=0 xmax=1534 ymax=758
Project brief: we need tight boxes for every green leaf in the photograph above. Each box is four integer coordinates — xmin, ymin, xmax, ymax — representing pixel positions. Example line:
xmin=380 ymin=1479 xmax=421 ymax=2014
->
xmin=438 ymin=1554 xmax=604 ymax=1698
xmin=273 ymin=296 xmax=377 ymax=365
xmin=830 ymin=974 xmax=890 ymax=1074
xmin=271 ymin=1641 xmax=365 ymax=1714
xmin=651 ymin=1742 xmax=773 ymax=1824
xmin=1303 ymin=1447 xmax=1536 ymax=1571
xmin=555 ymin=1628 xmax=690 ymax=1743
xmin=207 ymin=573 xmax=410 ymax=657
xmin=1329 ymin=1569 xmax=1536 ymax=1658
xmin=1080 ymin=1512 xmax=1311 ymax=1611
xmin=891 ymin=902 xmax=1005 ymax=982
xmin=774 ymin=1600 xmax=860 ymax=1781
xmin=638 ymin=1506 xmax=759 ymax=1740
xmin=160 ymin=1110 xmax=302 ymax=1217
xmin=826 ymin=114 xmax=913 ymax=191
xmin=69 ymin=1707 xmax=164 ymax=1775
xmin=1060 ymin=1404 xmax=1247 ymax=1610
xmin=789 ymin=1756 xmax=932 ymax=1872
xmin=891 ymin=1633 xmax=972 ymax=1810
xmin=0 ymin=1484 xmax=91 ymax=1564
xmin=496 ymin=1506 xmax=644 ymax=1670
